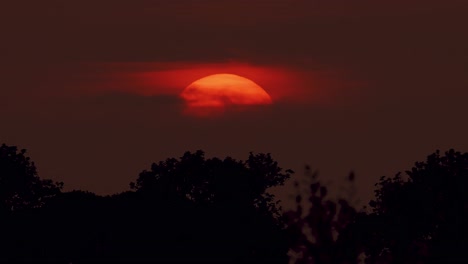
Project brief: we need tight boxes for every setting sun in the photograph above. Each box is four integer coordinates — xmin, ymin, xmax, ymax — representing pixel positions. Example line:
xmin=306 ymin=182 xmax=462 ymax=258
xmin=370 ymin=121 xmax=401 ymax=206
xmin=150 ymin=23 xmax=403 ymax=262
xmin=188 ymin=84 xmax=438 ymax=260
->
xmin=181 ymin=74 xmax=272 ymax=108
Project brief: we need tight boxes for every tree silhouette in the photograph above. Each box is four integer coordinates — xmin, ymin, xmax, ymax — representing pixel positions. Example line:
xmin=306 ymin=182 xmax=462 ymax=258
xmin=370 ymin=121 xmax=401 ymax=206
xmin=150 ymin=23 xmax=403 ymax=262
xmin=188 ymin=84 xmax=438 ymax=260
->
xmin=0 ymin=148 xmax=294 ymax=262
xmin=131 ymin=150 xmax=293 ymax=218
xmin=0 ymin=143 xmax=63 ymax=262
xmin=0 ymin=143 xmax=62 ymax=212
xmin=130 ymin=150 xmax=293 ymax=262
xmin=10 ymin=144 xmax=468 ymax=263
xmin=362 ymin=149 xmax=468 ymax=263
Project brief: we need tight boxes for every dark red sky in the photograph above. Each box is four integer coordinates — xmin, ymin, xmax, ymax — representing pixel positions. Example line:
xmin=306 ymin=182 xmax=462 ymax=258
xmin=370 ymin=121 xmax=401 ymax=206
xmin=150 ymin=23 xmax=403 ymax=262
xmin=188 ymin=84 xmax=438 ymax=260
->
xmin=1 ymin=0 xmax=467 ymax=207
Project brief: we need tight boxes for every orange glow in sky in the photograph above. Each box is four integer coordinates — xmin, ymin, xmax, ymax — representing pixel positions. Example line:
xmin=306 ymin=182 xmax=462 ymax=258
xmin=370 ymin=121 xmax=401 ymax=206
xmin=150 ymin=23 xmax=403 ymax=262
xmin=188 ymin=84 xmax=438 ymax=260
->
xmin=131 ymin=62 xmax=301 ymax=102
xmin=91 ymin=61 xmax=349 ymax=111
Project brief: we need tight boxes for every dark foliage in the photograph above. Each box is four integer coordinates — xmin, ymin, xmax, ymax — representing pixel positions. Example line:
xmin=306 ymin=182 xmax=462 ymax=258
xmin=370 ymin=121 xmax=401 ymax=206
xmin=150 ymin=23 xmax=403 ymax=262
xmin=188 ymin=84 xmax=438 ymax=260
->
xmin=3 ymin=143 xmax=468 ymax=263
xmin=285 ymin=149 xmax=468 ymax=264
xmin=131 ymin=150 xmax=292 ymax=217
xmin=362 ymin=149 xmax=468 ymax=263
xmin=0 ymin=143 xmax=62 ymax=212
xmin=0 ymin=147 xmax=292 ymax=263
xmin=129 ymin=150 xmax=293 ymax=262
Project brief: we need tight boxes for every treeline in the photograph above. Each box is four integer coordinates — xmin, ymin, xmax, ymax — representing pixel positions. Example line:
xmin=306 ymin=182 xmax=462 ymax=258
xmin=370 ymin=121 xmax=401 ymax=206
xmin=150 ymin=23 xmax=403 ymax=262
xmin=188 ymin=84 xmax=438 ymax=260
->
xmin=1 ymin=143 xmax=468 ymax=263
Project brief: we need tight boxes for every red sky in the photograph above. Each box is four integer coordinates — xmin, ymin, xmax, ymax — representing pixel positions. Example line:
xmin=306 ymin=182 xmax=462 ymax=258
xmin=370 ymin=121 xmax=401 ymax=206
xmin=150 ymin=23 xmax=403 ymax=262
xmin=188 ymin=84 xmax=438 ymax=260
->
xmin=1 ymin=0 xmax=467 ymax=207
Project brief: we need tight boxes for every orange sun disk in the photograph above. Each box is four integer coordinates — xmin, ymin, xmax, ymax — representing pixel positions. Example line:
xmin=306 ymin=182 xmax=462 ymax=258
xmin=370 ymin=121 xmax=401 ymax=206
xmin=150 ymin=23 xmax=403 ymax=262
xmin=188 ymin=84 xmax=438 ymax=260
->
xmin=181 ymin=74 xmax=272 ymax=108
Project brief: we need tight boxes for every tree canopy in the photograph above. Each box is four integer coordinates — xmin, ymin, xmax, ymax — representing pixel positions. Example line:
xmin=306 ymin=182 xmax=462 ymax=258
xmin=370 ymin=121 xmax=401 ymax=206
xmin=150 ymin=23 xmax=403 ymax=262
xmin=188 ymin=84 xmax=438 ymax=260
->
xmin=131 ymin=150 xmax=293 ymax=217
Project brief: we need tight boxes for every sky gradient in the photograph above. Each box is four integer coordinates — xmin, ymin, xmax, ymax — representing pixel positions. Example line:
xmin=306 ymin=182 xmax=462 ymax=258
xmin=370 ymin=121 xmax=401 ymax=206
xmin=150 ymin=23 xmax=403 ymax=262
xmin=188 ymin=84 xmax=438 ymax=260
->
xmin=1 ymin=0 xmax=467 ymax=207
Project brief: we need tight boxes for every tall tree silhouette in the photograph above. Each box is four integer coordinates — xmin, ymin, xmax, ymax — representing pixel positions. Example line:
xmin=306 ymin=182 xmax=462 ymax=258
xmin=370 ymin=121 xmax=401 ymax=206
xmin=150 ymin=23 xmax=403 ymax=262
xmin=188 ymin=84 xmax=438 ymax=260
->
xmin=362 ymin=149 xmax=468 ymax=263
